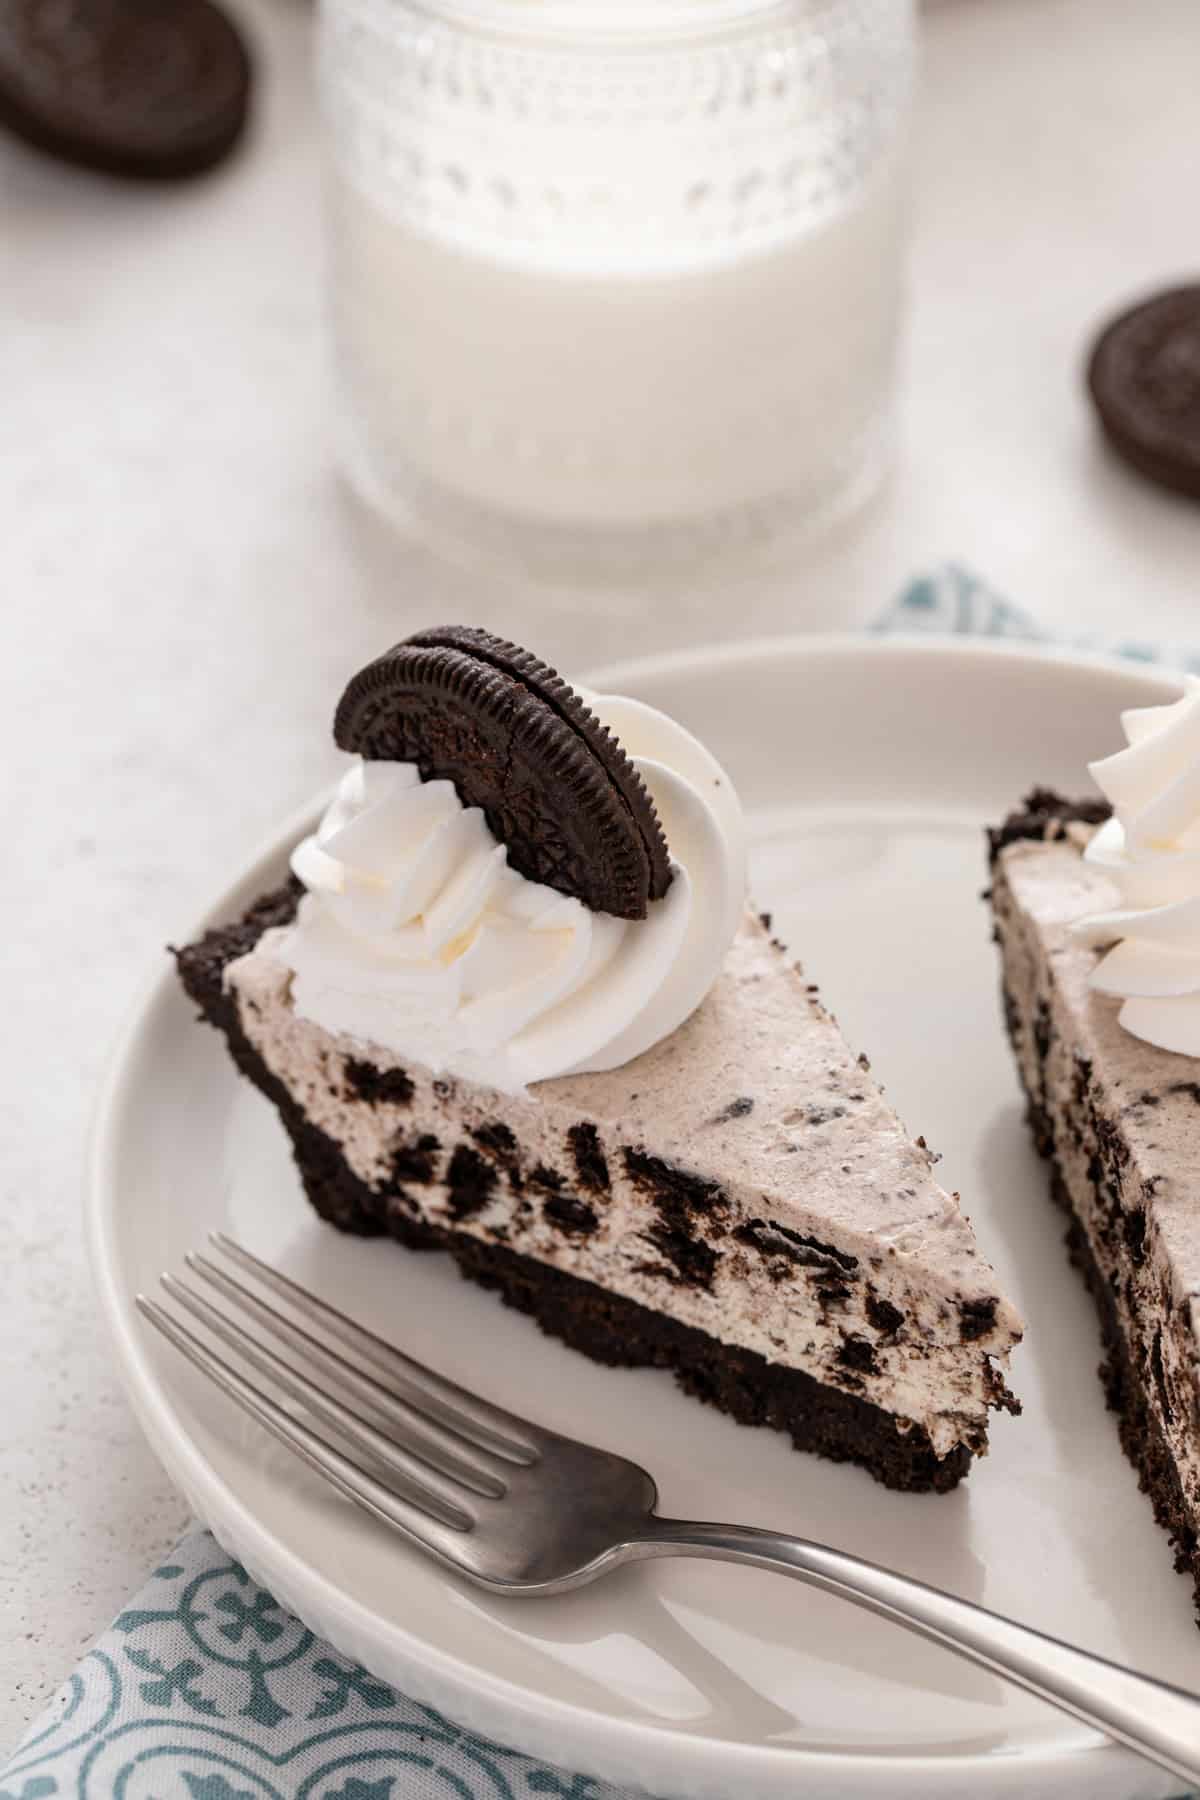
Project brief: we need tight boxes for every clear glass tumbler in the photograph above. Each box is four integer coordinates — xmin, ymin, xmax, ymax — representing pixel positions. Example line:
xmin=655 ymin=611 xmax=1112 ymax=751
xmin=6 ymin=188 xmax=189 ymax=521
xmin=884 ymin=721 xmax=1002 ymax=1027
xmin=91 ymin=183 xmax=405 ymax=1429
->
xmin=319 ymin=0 xmax=915 ymax=578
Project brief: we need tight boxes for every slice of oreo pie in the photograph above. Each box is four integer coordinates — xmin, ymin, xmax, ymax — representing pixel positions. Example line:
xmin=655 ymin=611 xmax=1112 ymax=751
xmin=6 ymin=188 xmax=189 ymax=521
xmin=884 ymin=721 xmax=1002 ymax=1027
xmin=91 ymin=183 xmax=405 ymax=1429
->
xmin=175 ymin=628 xmax=1022 ymax=1494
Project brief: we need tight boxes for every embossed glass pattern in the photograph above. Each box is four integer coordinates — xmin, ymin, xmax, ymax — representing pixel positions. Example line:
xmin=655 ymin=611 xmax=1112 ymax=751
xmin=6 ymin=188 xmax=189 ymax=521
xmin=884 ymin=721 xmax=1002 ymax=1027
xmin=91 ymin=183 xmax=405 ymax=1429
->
xmin=320 ymin=0 xmax=915 ymax=575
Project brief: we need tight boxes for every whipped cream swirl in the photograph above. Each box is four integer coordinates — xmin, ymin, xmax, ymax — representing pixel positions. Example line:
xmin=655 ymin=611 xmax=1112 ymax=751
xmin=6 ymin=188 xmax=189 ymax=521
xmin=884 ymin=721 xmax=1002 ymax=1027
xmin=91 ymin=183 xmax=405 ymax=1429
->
xmin=268 ymin=693 xmax=746 ymax=1093
xmin=1076 ymin=676 xmax=1200 ymax=1055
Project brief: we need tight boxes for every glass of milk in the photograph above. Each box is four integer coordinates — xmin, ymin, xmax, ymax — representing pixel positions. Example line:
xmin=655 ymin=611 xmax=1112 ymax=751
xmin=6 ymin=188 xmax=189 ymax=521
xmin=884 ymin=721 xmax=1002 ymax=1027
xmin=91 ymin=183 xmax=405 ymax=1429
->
xmin=320 ymin=0 xmax=915 ymax=579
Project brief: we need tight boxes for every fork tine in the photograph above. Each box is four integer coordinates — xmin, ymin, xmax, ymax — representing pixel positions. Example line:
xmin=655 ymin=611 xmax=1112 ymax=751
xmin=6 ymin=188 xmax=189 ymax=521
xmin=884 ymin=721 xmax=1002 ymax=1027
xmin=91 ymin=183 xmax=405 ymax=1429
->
xmin=162 ymin=1273 xmax=494 ymax=1518
xmin=138 ymin=1296 xmax=476 ymax=1569
xmin=210 ymin=1233 xmax=541 ymax=1463
xmin=183 ymin=1253 xmax=510 ymax=1495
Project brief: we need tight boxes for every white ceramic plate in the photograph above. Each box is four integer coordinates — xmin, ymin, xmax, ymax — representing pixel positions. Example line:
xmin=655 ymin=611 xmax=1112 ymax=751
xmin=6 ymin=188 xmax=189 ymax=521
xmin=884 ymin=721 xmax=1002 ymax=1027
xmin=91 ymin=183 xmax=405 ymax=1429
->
xmin=89 ymin=636 xmax=1200 ymax=1800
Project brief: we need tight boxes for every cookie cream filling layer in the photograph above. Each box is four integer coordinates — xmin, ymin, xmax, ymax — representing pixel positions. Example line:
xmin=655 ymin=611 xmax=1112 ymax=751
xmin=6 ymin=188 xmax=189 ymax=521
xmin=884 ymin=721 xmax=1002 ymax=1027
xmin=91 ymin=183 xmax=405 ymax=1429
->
xmin=226 ymin=913 xmax=1020 ymax=1457
xmin=270 ymin=692 xmax=746 ymax=1096
xmin=995 ymin=832 xmax=1200 ymax=1518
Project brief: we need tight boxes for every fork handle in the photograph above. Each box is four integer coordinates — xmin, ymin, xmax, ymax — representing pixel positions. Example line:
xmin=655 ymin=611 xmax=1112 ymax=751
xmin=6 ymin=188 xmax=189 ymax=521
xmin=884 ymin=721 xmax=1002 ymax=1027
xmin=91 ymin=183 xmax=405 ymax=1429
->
xmin=637 ymin=1517 xmax=1200 ymax=1786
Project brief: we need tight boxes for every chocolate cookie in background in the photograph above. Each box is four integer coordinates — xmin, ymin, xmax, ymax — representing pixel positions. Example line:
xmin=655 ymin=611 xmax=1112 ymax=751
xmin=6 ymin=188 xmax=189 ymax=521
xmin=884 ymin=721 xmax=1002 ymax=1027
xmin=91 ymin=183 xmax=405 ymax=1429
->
xmin=0 ymin=0 xmax=252 ymax=179
xmin=1086 ymin=285 xmax=1200 ymax=502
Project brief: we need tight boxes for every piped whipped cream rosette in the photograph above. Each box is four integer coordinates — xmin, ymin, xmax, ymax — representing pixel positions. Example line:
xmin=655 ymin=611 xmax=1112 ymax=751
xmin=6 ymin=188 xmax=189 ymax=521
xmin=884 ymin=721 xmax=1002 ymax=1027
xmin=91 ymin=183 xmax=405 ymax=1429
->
xmin=273 ymin=643 xmax=747 ymax=1093
xmin=1075 ymin=676 xmax=1200 ymax=1055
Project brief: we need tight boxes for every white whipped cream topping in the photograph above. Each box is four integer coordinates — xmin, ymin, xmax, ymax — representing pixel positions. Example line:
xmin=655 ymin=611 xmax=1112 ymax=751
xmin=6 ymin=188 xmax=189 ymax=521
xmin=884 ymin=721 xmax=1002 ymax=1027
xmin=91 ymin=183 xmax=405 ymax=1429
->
xmin=1075 ymin=676 xmax=1200 ymax=1055
xmin=268 ymin=693 xmax=746 ymax=1093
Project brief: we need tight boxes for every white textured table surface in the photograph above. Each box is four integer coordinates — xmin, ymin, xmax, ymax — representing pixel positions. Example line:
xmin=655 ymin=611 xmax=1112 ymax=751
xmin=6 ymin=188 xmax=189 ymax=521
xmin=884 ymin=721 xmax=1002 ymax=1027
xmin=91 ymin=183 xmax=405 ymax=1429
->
xmin=3 ymin=0 xmax=1199 ymax=1750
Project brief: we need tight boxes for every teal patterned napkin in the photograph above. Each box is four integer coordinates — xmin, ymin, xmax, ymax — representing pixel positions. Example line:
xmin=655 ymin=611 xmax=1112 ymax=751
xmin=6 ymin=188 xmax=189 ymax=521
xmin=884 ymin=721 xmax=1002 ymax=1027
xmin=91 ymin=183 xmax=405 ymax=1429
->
xmin=874 ymin=558 xmax=1200 ymax=671
xmin=1 ymin=1527 xmax=633 ymax=1800
xmin=5 ymin=562 xmax=1192 ymax=1800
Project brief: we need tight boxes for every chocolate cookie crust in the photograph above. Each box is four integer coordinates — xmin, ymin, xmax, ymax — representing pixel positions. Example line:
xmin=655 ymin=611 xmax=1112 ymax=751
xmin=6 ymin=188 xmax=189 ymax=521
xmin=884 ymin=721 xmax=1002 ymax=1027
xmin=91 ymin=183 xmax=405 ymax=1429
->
xmin=986 ymin=787 xmax=1112 ymax=867
xmin=333 ymin=629 xmax=671 ymax=920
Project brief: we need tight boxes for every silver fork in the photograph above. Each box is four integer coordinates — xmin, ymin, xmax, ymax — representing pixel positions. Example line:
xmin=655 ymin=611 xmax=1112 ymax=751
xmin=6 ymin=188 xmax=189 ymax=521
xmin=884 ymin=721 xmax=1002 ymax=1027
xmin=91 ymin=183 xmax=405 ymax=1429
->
xmin=140 ymin=1234 xmax=1200 ymax=1788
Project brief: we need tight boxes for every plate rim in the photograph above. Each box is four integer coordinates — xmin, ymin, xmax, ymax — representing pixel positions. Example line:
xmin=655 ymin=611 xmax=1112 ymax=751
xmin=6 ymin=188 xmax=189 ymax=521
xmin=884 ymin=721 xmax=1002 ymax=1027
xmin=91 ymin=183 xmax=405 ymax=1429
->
xmin=86 ymin=632 xmax=1187 ymax=1798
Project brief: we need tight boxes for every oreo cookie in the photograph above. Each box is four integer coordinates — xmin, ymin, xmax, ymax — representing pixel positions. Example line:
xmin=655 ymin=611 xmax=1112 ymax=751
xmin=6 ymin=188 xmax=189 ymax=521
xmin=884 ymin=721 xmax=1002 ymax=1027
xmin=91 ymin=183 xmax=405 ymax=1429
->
xmin=0 ymin=0 xmax=252 ymax=181
xmin=1087 ymin=286 xmax=1200 ymax=501
xmin=334 ymin=627 xmax=672 ymax=921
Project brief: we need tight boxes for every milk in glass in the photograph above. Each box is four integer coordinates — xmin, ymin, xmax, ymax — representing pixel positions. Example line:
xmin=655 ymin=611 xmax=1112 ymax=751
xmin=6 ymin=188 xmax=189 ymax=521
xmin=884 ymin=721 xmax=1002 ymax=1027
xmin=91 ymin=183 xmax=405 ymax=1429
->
xmin=321 ymin=0 xmax=914 ymax=571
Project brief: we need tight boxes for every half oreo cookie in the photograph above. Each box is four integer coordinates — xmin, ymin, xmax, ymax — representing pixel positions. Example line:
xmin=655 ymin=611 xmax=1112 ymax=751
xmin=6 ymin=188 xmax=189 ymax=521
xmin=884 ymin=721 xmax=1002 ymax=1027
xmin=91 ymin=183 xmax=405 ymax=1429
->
xmin=333 ymin=627 xmax=672 ymax=921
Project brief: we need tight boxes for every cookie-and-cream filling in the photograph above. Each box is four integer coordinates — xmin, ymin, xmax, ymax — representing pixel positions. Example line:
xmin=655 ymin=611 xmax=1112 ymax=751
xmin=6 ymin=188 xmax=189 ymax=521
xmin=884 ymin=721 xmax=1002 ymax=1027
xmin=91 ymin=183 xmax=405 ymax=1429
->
xmin=1076 ymin=676 xmax=1200 ymax=1056
xmin=258 ymin=693 xmax=747 ymax=1094
xmin=227 ymin=919 xmax=1016 ymax=1455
